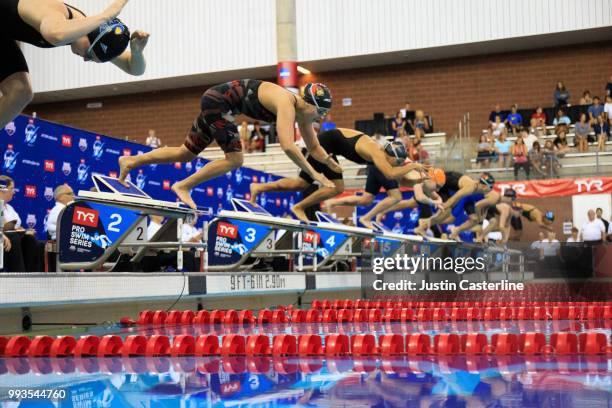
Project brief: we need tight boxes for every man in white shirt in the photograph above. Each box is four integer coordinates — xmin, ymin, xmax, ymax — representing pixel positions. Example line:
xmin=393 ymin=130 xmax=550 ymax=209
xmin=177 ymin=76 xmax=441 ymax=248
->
xmin=530 ymin=231 xmax=545 ymax=258
xmin=579 ymin=209 xmax=606 ymax=243
xmin=46 ymin=184 xmax=75 ymax=240
xmin=145 ymin=129 xmax=161 ymax=149
xmin=523 ymin=130 xmax=538 ymax=152
xmin=541 ymin=231 xmax=561 ymax=257
xmin=566 ymin=227 xmax=580 ymax=243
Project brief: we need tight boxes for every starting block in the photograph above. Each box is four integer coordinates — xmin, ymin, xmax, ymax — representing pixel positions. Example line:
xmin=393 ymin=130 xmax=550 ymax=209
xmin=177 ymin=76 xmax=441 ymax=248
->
xmin=56 ymin=175 xmax=206 ymax=272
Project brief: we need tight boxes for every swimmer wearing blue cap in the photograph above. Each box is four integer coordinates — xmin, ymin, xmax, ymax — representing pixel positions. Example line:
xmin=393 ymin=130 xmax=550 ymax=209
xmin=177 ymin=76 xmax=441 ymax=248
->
xmin=0 ymin=0 xmax=149 ymax=129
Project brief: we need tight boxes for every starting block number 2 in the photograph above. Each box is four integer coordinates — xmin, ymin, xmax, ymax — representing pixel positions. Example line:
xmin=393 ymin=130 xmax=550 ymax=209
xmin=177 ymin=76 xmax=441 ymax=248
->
xmin=123 ymin=217 xmax=149 ymax=244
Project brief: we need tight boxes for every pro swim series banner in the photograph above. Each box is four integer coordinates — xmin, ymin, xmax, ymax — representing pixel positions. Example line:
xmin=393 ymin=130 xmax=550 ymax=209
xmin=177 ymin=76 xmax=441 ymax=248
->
xmin=1 ymin=115 xmax=297 ymax=238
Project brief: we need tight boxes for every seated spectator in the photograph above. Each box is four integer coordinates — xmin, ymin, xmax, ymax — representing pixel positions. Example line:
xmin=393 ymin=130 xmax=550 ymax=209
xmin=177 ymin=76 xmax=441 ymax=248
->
xmin=476 ymin=132 xmax=494 ymax=168
xmin=553 ymin=81 xmax=570 ymax=107
xmin=411 ymin=139 xmax=429 ymax=164
xmin=543 ymin=140 xmax=561 ymax=178
xmin=46 ymin=184 xmax=75 ymax=240
xmin=553 ymin=129 xmax=570 ymax=155
xmin=145 ymin=129 xmax=161 ymax=149
xmin=566 ymin=227 xmax=580 ymax=243
xmin=607 ymin=75 xmax=612 ymax=98
xmin=594 ymin=114 xmax=610 ymax=151
xmin=574 ymin=113 xmax=591 ymax=152
xmin=604 ymin=95 xmax=612 ymax=120
xmin=412 ymin=110 xmax=430 ymax=139
xmin=528 ymin=118 xmax=545 ymax=138
xmin=588 ymin=96 xmax=604 ymax=122
xmin=494 ymin=132 xmax=511 ymax=168
xmin=512 ymin=136 xmax=529 ymax=180
xmin=239 ymin=121 xmax=250 ymax=151
xmin=391 ymin=111 xmax=406 ymax=139
xmin=531 ymin=232 xmax=546 ymax=259
xmin=522 ymin=128 xmax=538 ymax=151
xmin=249 ymin=121 xmax=266 ymax=152
xmin=489 ymin=104 xmax=505 ymax=125
xmin=579 ymin=90 xmax=593 ymax=105
xmin=506 ymin=104 xmax=523 ymax=134
xmin=529 ymin=141 xmax=546 ymax=178
xmin=321 ymin=113 xmax=336 ymax=132
xmin=0 ymin=176 xmax=44 ymax=272
xmin=531 ymin=106 xmax=547 ymax=128
xmin=552 ymin=109 xmax=571 ymax=129
xmin=491 ymin=115 xmax=507 ymax=138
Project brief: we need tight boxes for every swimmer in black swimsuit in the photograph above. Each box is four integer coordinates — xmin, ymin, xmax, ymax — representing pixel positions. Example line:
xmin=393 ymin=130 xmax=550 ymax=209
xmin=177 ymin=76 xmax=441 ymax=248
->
xmin=0 ymin=0 xmax=149 ymax=129
xmin=471 ymin=202 xmax=520 ymax=244
xmin=509 ymin=202 xmax=555 ymax=239
xmin=119 ymin=80 xmax=340 ymax=209
xmin=249 ymin=128 xmax=428 ymax=222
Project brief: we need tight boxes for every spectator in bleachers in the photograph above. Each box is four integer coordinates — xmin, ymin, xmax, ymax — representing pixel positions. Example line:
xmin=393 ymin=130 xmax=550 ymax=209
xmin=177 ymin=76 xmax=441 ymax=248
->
xmin=239 ymin=121 xmax=250 ymax=152
xmin=489 ymin=104 xmax=505 ymax=125
xmin=145 ymin=129 xmax=161 ymax=149
xmin=579 ymin=90 xmax=593 ymax=105
xmin=574 ymin=113 xmax=591 ymax=152
xmin=476 ymin=133 xmax=494 ymax=168
xmin=494 ymin=132 xmax=511 ymax=169
xmin=594 ymin=114 xmax=610 ymax=152
xmin=566 ymin=227 xmax=580 ymax=243
xmin=553 ymin=81 xmax=570 ymax=107
xmin=579 ymin=209 xmax=606 ymax=244
xmin=412 ymin=110 xmax=430 ymax=140
xmin=411 ymin=139 xmax=429 ymax=164
xmin=512 ymin=136 xmax=529 ymax=180
xmin=46 ymin=184 xmax=75 ymax=240
xmin=553 ymin=129 xmax=570 ymax=155
xmin=391 ymin=111 xmax=407 ymax=139
xmin=249 ymin=121 xmax=266 ymax=153
xmin=321 ymin=113 xmax=337 ymax=132
xmin=542 ymin=140 xmax=560 ymax=178
xmin=522 ymin=128 xmax=538 ymax=151
xmin=491 ymin=115 xmax=507 ymax=138
xmin=531 ymin=106 xmax=547 ymax=128
xmin=401 ymin=102 xmax=413 ymax=120
xmin=604 ymin=95 xmax=612 ymax=119
xmin=528 ymin=118 xmax=545 ymax=138
xmin=552 ymin=109 xmax=571 ymax=127
xmin=506 ymin=104 xmax=523 ymax=134
xmin=0 ymin=176 xmax=44 ymax=272
xmin=596 ymin=208 xmax=609 ymax=232
xmin=529 ymin=141 xmax=546 ymax=178
xmin=588 ymin=96 xmax=604 ymax=122
xmin=606 ymin=75 xmax=612 ymax=97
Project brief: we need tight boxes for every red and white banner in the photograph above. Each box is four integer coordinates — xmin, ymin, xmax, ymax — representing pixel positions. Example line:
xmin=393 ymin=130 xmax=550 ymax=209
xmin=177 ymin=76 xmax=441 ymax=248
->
xmin=495 ymin=177 xmax=612 ymax=198
xmin=341 ymin=177 xmax=612 ymax=199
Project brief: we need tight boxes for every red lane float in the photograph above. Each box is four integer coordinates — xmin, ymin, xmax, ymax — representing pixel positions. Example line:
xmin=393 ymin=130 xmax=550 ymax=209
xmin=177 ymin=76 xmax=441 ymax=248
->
xmin=28 ymin=336 xmax=54 ymax=357
xmin=272 ymin=334 xmax=297 ymax=356
xmin=50 ymin=336 xmax=77 ymax=357
xmin=195 ymin=335 xmax=219 ymax=356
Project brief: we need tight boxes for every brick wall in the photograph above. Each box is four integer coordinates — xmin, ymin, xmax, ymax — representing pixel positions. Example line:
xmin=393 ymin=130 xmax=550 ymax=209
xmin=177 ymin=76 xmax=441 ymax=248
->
xmin=27 ymin=41 xmax=612 ymax=147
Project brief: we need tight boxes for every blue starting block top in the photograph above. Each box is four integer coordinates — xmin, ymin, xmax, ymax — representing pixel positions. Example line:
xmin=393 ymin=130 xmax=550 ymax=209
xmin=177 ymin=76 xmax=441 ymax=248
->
xmin=92 ymin=174 xmax=150 ymax=199
xmin=231 ymin=198 xmax=272 ymax=216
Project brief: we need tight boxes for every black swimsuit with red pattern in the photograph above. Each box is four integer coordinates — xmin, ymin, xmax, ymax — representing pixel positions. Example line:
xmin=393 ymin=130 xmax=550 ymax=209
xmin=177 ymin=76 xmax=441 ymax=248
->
xmin=184 ymin=79 xmax=279 ymax=155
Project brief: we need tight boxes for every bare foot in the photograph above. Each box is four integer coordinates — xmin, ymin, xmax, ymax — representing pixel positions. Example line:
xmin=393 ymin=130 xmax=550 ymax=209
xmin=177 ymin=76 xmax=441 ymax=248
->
xmin=118 ymin=156 xmax=136 ymax=185
xmin=413 ymin=219 xmax=429 ymax=237
xmin=291 ymin=206 xmax=308 ymax=222
xmin=359 ymin=217 xmax=373 ymax=229
xmin=172 ymin=182 xmax=197 ymax=210
xmin=448 ymin=227 xmax=460 ymax=241
xmin=249 ymin=183 xmax=261 ymax=204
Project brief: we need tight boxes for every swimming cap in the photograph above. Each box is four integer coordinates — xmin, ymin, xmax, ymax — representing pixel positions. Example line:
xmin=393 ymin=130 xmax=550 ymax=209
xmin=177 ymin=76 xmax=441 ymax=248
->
xmin=428 ymin=168 xmax=446 ymax=186
xmin=384 ymin=141 xmax=408 ymax=165
xmin=504 ymin=189 xmax=517 ymax=200
xmin=87 ymin=18 xmax=130 ymax=62
xmin=302 ymin=83 xmax=332 ymax=113
xmin=479 ymin=172 xmax=495 ymax=188
xmin=545 ymin=211 xmax=555 ymax=222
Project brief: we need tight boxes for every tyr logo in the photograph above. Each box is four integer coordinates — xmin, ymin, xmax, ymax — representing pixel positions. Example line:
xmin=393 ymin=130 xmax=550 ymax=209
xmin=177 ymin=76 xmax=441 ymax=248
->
xmin=499 ymin=183 xmax=526 ymax=196
xmin=574 ymin=179 xmax=604 ymax=193
xmin=217 ymin=222 xmax=238 ymax=239
xmin=304 ymin=231 xmax=320 ymax=245
xmin=72 ymin=207 xmax=99 ymax=227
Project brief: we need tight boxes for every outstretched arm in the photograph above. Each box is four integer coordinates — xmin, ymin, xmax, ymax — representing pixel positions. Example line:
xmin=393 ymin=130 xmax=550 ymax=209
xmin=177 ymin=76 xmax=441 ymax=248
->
xmin=39 ymin=0 xmax=130 ymax=46
xmin=371 ymin=150 xmax=428 ymax=180
xmin=299 ymin=121 xmax=342 ymax=173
